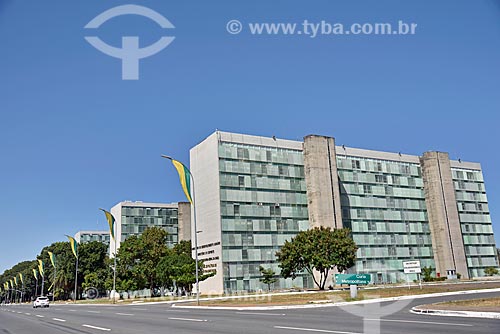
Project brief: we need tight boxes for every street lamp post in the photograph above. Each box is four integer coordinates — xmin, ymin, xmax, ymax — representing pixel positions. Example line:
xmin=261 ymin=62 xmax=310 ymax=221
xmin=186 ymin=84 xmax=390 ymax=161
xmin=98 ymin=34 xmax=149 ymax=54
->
xmin=161 ymin=155 xmax=200 ymax=306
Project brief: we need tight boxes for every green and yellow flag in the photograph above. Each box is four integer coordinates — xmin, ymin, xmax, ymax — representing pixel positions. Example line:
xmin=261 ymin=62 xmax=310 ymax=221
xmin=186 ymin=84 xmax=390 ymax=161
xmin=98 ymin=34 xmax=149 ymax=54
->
xmin=9 ymin=279 xmax=13 ymax=288
xmin=170 ymin=158 xmax=193 ymax=204
xmin=14 ymin=276 xmax=18 ymax=286
xmin=38 ymin=259 xmax=44 ymax=276
xmin=66 ymin=235 xmax=78 ymax=258
xmin=19 ymin=273 xmax=24 ymax=285
xmin=48 ymin=251 xmax=56 ymax=268
xmin=100 ymin=209 xmax=115 ymax=240
xmin=33 ymin=268 xmax=38 ymax=280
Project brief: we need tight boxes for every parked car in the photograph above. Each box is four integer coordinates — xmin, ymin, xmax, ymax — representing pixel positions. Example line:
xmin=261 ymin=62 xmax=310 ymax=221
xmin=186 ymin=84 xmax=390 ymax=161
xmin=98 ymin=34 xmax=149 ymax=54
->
xmin=33 ymin=296 xmax=49 ymax=308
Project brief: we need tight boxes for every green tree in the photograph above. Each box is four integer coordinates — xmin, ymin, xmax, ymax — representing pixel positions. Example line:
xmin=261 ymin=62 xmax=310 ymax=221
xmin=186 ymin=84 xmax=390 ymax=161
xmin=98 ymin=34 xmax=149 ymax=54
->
xmin=421 ymin=266 xmax=434 ymax=282
xmin=156 ymin=241 xmax=215 ymax=293
xmin=259 ymin=266 xmax=278 ymax=291
xmin=484 ymin=267 xmax=499 ymax=276
xmin=276 ymin=227 xmax=358 ymax=290
xmin=115 ymin=227 xmax=170 ymax=291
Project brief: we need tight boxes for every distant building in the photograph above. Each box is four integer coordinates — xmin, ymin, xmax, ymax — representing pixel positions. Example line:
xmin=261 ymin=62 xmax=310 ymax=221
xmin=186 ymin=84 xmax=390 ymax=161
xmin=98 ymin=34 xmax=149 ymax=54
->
xmin=109 ymin=201 xmax=191 ymax=256
xmin=190 ymin=131 xmax=498 ymax=293
xmin=74 ymin=230 xmax=110 ymax=246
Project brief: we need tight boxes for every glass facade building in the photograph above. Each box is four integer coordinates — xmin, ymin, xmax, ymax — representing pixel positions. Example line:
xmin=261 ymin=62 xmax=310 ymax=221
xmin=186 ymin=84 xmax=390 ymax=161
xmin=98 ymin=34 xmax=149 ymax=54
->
xmin=218 ymin=141 xmax=312 ymax=291
xmin=337 ymin=154 xmax=434 ymax=283
xmin=109 ymin=201 xmax=191 ymax=256
xmin=74 ymin=231 xmax=110 ymax=246
xmin=452 ymin=168 xmax=498 ymax=277
xmin=191 ymin=131 xmax=499 ymax=293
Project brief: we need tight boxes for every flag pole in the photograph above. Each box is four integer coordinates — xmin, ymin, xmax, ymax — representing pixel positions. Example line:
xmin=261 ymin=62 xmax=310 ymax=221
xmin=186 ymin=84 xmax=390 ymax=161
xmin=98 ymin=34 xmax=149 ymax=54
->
xmin=74 ymin=256 xmax=78 ymax=303
xmin=41 ymin=273 xmax=44 ymax=297
xmin=113 ymin=224 xmax=117 ymax=303
xmin=54 ymin=264 xmax=57 ymax=301
xmin=161 ymin=155 xmax=200 ymax=306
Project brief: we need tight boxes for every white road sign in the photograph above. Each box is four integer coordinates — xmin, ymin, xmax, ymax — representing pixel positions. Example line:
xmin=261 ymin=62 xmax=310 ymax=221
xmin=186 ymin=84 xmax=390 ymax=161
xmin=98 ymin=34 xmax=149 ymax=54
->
xmin=404 ymin=267 xmax=422 ymax=274
xmin=403 ymin=260 xmax=421 ymax=269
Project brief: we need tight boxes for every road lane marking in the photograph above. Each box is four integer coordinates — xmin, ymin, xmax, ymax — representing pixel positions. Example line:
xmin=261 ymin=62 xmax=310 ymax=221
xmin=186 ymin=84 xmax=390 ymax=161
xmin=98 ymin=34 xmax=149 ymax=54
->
xmin=87 ymin=310 xmax=101 ymax=314
xmin=132 ymin=308 xmax=147 ymax=311
xmin=365 ymin=318 xmax=473 ymax=327
xmin=36 ymin=315 xmax=45 ymax=318
xmin=52 ymin=318 xmax=66 ymax=322
xmin=69 ymin=309 xmax=76 ymax=312
xmin=168 ymin=317 xmax=207 ymax=322
xmin=274 ymin=326 xmax=361 ymax=334
xmin=237 ymin=312 xmax=286 ymax=316
xmin=17 ymin=312 xmax=22 ymax=314
xmin=116 ymin=313 xmax=134 ymax=316
xmin=82 ymin=324 xmax=111 ymax=331
xmin=25 ymin=313 xmax=31 ymax=315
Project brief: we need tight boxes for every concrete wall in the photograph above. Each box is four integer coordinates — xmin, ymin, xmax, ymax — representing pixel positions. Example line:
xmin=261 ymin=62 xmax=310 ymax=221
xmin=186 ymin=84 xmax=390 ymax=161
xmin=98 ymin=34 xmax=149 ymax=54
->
xmin=190 ymin=132 xmax=224 ymax=294
xmin=420 ymin=152 xmax=469 ymax=279
xmin=177 ymin=202 xmax=191 ymax=242
xmin=303 ymin=135 xmax=343 ymax=229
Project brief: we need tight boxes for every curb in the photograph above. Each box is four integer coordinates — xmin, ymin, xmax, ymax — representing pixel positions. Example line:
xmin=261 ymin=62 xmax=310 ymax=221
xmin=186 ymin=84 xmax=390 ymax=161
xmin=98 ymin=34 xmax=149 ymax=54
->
xmin=411 ymin=307 xmax=500 ymax=319
xmin=172 ymin=288 xmax=500 ymax=311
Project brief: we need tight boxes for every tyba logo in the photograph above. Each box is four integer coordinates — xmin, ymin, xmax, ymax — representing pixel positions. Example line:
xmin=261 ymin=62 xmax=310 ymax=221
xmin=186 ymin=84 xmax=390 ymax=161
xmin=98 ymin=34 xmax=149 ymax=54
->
xmin=84 ymin=5 xmax=175 ymax=80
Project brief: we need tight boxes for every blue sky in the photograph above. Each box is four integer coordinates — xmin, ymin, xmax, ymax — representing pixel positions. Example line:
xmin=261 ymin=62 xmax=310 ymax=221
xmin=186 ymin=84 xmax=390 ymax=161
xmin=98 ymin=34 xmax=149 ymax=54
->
xmin=1 ymin=0 xmax=499 ymax=273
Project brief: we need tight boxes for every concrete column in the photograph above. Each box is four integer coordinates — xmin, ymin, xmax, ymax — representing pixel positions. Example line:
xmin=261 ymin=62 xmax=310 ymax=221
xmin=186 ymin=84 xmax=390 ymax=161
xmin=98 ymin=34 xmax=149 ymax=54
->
xmin=420 ymin=152 xmax=469 ymax=279
xmin=177 ymin=202 xmax=192 ymax=241
xmin=303 ymin=135 xmax=343 ymax=229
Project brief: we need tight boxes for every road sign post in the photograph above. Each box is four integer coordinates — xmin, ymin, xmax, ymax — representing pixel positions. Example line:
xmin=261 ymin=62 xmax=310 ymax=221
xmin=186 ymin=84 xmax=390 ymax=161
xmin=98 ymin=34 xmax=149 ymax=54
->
xmin=335 ymin=274 xmax=371 ymax=285
xmin=403 ymin=261 xmax=422 ymax=290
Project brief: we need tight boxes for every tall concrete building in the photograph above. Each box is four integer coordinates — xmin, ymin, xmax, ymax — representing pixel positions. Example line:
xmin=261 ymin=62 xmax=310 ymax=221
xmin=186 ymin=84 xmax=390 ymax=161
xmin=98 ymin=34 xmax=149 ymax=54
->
xmin=190 ymin=131 xmax=498 ymax=293
xmin=109 ymin=201 xmax=191 ymax=255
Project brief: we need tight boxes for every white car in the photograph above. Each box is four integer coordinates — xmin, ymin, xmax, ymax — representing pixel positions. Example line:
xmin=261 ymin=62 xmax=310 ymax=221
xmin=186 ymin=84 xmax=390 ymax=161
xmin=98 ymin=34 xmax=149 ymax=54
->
xmin=33 ymin=296 xmax=49 ymax=308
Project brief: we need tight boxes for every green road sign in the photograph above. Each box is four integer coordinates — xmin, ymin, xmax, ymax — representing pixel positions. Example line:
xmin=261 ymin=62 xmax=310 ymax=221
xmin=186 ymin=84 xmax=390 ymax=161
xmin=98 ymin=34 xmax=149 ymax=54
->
xmin=335 ymin=274 xmax=371 ymax=285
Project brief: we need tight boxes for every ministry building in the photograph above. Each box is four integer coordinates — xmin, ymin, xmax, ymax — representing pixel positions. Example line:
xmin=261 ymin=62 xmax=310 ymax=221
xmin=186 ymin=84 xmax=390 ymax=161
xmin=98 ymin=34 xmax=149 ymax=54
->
xmin=190 ymin=131 xmax=498 ymax=293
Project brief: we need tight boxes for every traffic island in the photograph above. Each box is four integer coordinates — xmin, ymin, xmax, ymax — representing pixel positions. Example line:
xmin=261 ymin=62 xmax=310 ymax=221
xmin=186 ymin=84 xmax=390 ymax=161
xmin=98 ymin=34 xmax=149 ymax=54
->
xmin=412 ymin=297 xmax=500 ymax=319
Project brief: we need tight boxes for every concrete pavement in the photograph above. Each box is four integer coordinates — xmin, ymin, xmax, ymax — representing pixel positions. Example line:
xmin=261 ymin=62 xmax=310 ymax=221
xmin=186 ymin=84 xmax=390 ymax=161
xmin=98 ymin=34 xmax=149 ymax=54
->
xmin=1 ymin=291 xmax=499 ymax=333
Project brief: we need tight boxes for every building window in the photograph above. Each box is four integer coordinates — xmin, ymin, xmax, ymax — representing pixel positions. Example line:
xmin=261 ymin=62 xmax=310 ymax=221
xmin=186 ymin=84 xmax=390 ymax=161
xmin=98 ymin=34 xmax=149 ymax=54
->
xmin=270 ymin=205 xmax=281 ymax=216
xmin=238 ymin=176 xmax=245 ymax=187
xmin=266 ymin=151 xmax=272 ymax=162
xmin=389 ymin=247 xmax=396 ymax=256
xmin=363 ymin=184 xmax=372 ymax=194
xmin=234 ymin=204 xmax=240 ymax=216
xmin=352 ymin=160 xmax=361 ymax=169
xmin=467 ymin=172 xmax=474 ymax=181
xmin=377 ymin=163 xmax=382 ymax=172
xmin=237 ymin=148 xmax=249 ymax=159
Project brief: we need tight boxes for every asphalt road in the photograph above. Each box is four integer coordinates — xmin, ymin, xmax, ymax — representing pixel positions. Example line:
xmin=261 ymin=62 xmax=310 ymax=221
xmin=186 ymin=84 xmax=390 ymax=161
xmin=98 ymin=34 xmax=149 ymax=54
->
xmin=1 ymin=292 xmax=499 ymax=334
